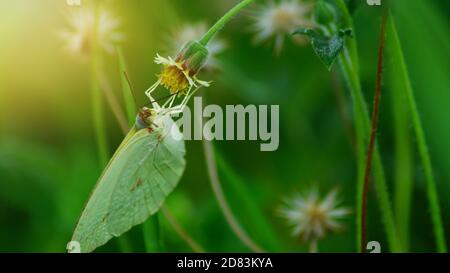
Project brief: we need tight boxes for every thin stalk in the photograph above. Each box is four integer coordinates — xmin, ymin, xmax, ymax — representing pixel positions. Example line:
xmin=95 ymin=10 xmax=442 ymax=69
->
xmin=338 ymin=49 xmax=367 ymax=252
xmin=91 ymin=4 xmax=109 ymax=167
xmin=361 ymin=10 xmax=388 ymax=252
xmin=99 ymin=72 xmax=129 ymax=134
xmin=387 ymin=14 xmax=447 ymax=252
xmin=339 ymin=43 xmax=399 ymax=253
xmin=143 ymin=214 xmax=164 ymax=252
xmin=199 ymin=0 xmax=256 ymax=46
xmin=202 ymin=137 xmax=264 ymax=253
xmin=334 ymin=0 xmax=400 ymax=252
xmin=117 ymin=47 xmax=138 ymax=126
xmin=196 ymin=102 xmax=263 ymax=253
xmin=198 ymin=1 xmax=270 ymax=251
xmin=215 ymin=150 xmax=283 ymax=251
xmin=161 ymin=206 xmax=205 ymax=253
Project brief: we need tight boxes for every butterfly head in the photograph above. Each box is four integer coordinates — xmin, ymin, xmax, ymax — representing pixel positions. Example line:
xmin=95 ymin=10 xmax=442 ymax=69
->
xmin=136 ymin=107 xmax=158 ymax=130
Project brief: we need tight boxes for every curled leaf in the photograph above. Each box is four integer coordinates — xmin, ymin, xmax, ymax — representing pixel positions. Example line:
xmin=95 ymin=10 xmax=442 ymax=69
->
xmin=293 ymin=28 xmax=353 ymax=70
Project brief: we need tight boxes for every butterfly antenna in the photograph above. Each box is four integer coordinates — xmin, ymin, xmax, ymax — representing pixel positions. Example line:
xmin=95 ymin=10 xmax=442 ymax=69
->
xmin=123 ymin=71 xmax=140 ymax=109
xmin=143 ymin=91 xmax=182 ymax=107
xmin=123 ymin=71 xmax=181 ymax=108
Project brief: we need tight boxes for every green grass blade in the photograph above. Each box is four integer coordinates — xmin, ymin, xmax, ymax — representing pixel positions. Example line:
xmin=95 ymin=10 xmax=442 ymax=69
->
xmin=91 ymin=4 xmax=109 ymax=168
xmin=386 ymin=14 xmax=447 ymax=252
xmin=385 ymin=17 xmax=413 ymax=252
xmin=117 ymin=47 xmax=137 ymax=126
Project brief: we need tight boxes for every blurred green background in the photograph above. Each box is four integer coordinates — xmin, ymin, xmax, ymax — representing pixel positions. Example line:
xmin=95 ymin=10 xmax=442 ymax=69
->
xmin=0 ymin=0 xmax=449 ymax=252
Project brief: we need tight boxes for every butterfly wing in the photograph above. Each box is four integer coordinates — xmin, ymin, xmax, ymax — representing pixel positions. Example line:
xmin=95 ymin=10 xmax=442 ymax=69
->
xmin=72 ymin=117 xmax=185 ymax=253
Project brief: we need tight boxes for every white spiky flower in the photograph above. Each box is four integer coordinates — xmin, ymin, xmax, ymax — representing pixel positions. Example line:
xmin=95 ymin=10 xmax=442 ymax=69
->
xmin=280 ymin=189 xmax=351 ymax=246
xmin=150 ymin=53 xmax=210 ymax=95
xmin=166 ymin=23 xmax=226 ymax=70
xmin=144 ymin=41 xmax=211 ymax=115
xmin=61 ymin=8 xmax=124 ymax=57
xmin=252 ymin=0 xmax=313 ymax=53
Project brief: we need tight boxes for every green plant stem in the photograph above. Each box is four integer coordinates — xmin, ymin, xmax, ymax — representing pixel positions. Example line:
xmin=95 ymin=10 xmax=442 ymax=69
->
xmin=161 ymin=206 xmax=205 ymax=253
xmin=387 ymin=14 xmax=447 ymax=252
xmin=99 ymin=72 xmax=129 ymax=134
xmin=143 ymin=214 xmax=164 ymax=252
xmin=91 ymin=2 xmax=109 ymax=168
xmin=334 ymin=0 xmax=400 ymax=252
xmin=215 ymin=150 xmax=283 ymax=251
xmin=91 ymin=60 xmax=109 ymax=168
xmin=202 ymin=138 xmax=264 ymax=253
xmin=199 ymin=0 xmax=257 ymax=46
xmin=196 ymin=101 xmax=263 ymax=253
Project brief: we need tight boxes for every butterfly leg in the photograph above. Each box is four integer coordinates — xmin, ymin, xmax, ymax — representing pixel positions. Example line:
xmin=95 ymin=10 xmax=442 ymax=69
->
xmin=145 ymin=80 xmax=162 ymax=110
xmin=162 ymin=95 xmax=177 ymax=109
xmin=164 ymin=87 xmax=201 ymax=116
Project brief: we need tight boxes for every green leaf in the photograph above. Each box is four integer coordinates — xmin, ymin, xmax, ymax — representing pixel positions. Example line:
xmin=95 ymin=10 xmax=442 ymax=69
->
xmin=293 ymin=28 xmax=353 ymax=70
xmin=72 ymin=117 xmax=186 ymax=253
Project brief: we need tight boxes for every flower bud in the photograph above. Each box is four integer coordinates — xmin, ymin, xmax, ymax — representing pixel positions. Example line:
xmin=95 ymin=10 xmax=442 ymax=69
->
xmin=176 ymin=41 xmax=209 ymax=75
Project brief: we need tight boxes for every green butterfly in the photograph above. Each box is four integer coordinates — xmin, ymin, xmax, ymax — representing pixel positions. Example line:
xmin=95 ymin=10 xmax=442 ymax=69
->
xmin=71 ymin=107 xmax=186 ymax=253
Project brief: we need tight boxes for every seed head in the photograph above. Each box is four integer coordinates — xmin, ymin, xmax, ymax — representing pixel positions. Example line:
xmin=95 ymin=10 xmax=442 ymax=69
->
xmin=280 ymin=189 xmax=351 ymax=242
xmin=61 ymin=8 xmax=124 ymax=57
xmin=252 ymin=0 xmax=313 ymax=53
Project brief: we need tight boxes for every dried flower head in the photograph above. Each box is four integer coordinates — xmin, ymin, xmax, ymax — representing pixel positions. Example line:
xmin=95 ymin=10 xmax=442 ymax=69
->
xmin=61 ymin=8 xmax=124 ymax=57
xmin=167 ymin=23 xmax=226 ymax=70
xmin=280 ymin=189 xmax=351 ymax=242
xmin=252 ymin=0 xmax=313 ymax=53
